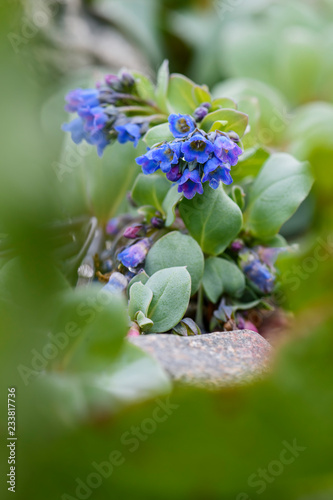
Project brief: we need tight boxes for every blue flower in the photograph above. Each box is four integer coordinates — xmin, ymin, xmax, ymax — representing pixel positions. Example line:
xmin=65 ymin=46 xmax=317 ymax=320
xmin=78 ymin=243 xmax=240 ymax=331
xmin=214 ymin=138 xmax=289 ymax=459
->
xmin=103 ymin=272 xmax=128 ymax=295
xmin=168 ymin=114 xmax=195 ymax=138
xmin=117 ymin=238 xmax=151 ymax=268
xmin=202 ymin=156 xmax=233 ymax=189
xmin=61 ymin=117 xmax=90 ymax=145
xmin=177 ymin=169 xmax=203 ymax=199
xmin=240 ymin=249 xmax=275 ymax=294
xmin=214 ymin=135 xmax=242 ymax=166
xmin=150 ymin=142 xmax=181 ymax=173
xmin=135 ymin=151 xmax=160 ymax=175
xmin=62 ymin=107 xmax=110 ymax=157
xmin=64 ymin=88 xmax=100 ymax=113
xmin=181 ymin=133 xmax=214 ymax=163
xmin=243 ymin=259 xmax=275 ymax=294
xmin=89 ymin=130 xmax=110 ymax=157
xmin=166 ymin=164 xmax=182 ymax=182
xmin=78 ymin=106 xmax=108 ymax=132
xmin=115 ymin=123 xmax=142 ymax=147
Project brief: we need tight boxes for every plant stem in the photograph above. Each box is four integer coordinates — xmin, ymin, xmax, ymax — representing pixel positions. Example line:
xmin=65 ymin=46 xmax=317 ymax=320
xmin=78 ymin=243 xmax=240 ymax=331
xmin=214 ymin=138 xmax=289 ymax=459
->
xmin=195 ymin=284 xmax=204 ymax=330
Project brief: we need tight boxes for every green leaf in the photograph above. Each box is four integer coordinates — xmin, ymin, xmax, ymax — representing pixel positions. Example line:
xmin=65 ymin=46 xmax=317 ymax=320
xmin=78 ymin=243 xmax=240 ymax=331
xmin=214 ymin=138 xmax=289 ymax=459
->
xmin=145 ymin=231 xmax=204 ymax=295
xmin=167 ymin=74 xmax=197 ymax=114
xmin=172 ymin=318 xmax=201 ymax=336
xmin=155 ymin=59 xmax=169 ymax=113
xmin=137 ymin=205 xmax=158 ymax=223
xmin=128 ymin=282 xmax=153 ymax=320
xmin=231 ymin=185 xmax=245 ymax=210
xmin=50 ymin=286 xmax=128 ymax=371
xmin=200 ymin=108 xmax=248 ymax=137
xmin=132 ymin=71 xmax=155 ymax=101
xmin=38 ymin=341 xmax=171 ymax=423
xmin=162 ymin=184 xmax=183 ymax=227
xmin=245 ymin=153 xmax=314 ymax=238
xmin=128 ymin=270 xmax=149 ymax=294
xmin=232 ymin=146 xmax=270 ymax=182
xmin=143 ymin=123 xmax=174 ymax=148
xmin=192 ymin=85 xmax=211 ymax=106
xmin=211 ymin=97 xmax=237 ymax=110
xmin=145 ymin=267 xmax=191 ymax=332
xmin=203 ymin=257 xmax=246 ymax=303
xmin=179 ymin=183 xmax=243 ymax=256
xmin=131 ymin=173 xmax=170 ymax=212
xmin=86 ymin=141 xmax=141 ymax=225
xmin=212 ymin=77 xmax=289 ymax=144
xmin=135 ymin=311 xmax=154 ymax=331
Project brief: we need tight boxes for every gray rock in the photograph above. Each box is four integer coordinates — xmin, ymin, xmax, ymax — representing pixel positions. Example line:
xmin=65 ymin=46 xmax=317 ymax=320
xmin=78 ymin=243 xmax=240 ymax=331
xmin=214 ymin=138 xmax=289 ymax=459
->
xmin=129 ymin=330 xmax=272 ymax=389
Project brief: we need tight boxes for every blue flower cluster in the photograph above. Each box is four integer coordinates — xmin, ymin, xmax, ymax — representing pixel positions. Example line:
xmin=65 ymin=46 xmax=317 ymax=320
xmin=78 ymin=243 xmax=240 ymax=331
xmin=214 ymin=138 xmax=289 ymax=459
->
xmin=136 ymin=114 xmax=242 ymax=199
xmin=62 ymin=72 xmax=148 ymax=156
xmin=239 ymin=246 xmax=283 ymax=294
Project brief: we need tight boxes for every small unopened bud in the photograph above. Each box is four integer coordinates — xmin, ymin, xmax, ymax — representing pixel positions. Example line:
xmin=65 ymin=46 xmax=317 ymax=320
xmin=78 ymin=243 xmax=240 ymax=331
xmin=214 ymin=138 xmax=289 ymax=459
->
xmin=193 ymin=106 xmax=208 ymax=122
xmin=230 ymin=239 xmax=244 ymax=252
xmin=120 ymin=70 xmax=135 ymax=88
xmin=123 ymin=224 xmax=144 ymax=239
xmin=105 ymin=74 xmax=122 ymax=91
xmin=151 ymin=217 xmax=164 ymax=229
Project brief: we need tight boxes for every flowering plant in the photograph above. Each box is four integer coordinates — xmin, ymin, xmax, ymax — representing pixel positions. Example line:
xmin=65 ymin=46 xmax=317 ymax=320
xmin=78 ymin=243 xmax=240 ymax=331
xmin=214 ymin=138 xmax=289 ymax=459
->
xmin=62 ymin=62 xmax=314 ymax=337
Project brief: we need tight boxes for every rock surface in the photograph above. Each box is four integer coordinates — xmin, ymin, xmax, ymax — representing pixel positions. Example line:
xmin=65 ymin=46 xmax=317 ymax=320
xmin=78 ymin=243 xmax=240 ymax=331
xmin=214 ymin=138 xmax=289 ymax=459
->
xmin=129 ymin=330 xmax=272 ymax=389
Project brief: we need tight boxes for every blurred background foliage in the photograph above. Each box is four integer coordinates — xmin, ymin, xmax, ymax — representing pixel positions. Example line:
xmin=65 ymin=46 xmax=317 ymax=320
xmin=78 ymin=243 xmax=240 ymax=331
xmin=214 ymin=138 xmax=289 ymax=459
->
xmin=1 ymin=0 xmax=333 ymax=499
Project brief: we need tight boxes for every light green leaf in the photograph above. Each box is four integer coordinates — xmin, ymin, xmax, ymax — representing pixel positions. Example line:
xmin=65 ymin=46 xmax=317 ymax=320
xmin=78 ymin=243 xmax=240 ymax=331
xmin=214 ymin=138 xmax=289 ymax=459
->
xmin=167 ymin=74 xmax=197 ymax=114
xmin=50 ymin=286 xmax=128 ymax=371
xmin=245 ymin=153 xmax=314 ymax=238
xmin=38 ymin=341 xmax=171 ymax=423
xmin=128 ymin=282 xmax=153 ymax=320
xmin=145 ymin=267 xmax=191 ymax=332
xmin=128 ymin=270 xmax=150 ymax=294
xmin=145 ymin=231 xmax=204 ymax=295
xmin=179 ymin=183 xmax=243 ymax=256
xmin=135 ymin=311 xmax=154 ymax=331
xmin=162 ymin=185 xmax=183 ymax=226
xmin=232 ymin=146 xmax=270 ymax=183
xmin=203 ymin=257 xmax=246 ymax=303
xmin=200 ymin=108 xmax=248 ymax=137
xmin=86 ymin=141 xmax=141 ymax=225
xmin=131 ymin=173 xmax=171 ymax=212
xmin=132 ymin=71 xmax=155 ymax=101
xmin=192 ymin=85 xmax=211 ymax=106
xmin=155 ymin=59 xmax=169 ymax=113
xmin=231 ymin=185 xmax=245 ymax=210
xmin=143 ymin=123 xmax=174 ymax=148
xmin=211 ymin=97 xmax=237 ymax=110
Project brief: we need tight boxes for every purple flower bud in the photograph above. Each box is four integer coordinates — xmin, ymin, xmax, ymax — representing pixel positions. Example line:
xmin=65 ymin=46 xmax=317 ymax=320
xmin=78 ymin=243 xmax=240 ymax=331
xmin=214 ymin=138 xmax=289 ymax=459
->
xmin=193 ymin=106 xmax=209 ymax=122
xmin=123 ymin=224 xmax=144 ymax=239
xmin=237 ymin=315 xmax=258 ymax=333
xmin=202 ymin=102 xmax=211 ymax=109
xmin=120 ymin=70 xmax=135 ymax=88
xmin=230 ymin=239 xmax=244 ymax=252
xmin=105 ymin=74 xmax=122 ymax=90
xmin=151 ymin=217 xmax=164 ymax=228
